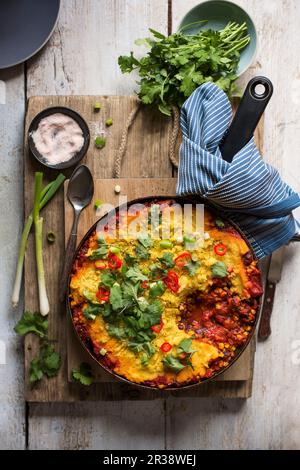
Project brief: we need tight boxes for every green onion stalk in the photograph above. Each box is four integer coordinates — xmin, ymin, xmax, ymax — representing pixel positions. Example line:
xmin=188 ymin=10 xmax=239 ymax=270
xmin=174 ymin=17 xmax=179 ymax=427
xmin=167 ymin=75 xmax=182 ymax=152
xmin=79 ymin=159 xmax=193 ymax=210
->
xmin=33 ymin=173 xmax=49 ymax=316
xmin=11 ymin=173 xmax=65 ymax=308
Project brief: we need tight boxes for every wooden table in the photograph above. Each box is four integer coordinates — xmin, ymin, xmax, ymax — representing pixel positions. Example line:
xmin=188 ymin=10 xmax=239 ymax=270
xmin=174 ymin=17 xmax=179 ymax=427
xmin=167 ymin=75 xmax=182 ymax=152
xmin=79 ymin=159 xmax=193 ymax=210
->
xmin=1 ymin=0 xmax=300 ymax=450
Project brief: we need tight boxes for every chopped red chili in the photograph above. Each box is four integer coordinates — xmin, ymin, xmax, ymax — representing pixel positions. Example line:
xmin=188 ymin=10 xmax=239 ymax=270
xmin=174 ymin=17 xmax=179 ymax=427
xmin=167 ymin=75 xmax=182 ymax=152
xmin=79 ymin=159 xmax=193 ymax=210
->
xmin=164 ymin=270 xmax=180 ymax=293
xmin=96 ymin=287 xmax=110 ymax=302
xmin=94 ymin=260 xmax=107 ymax=270
xmin=151 ymin=320 xmax=164 ymax=333
xmin=108 ymin=252 xmax=122 ymax=269
xmin=214 ymin=243 xmax=227 ymax=256
xmin=160 ymin=342 xmax=172 ymax=352
xmin=175 ymin=251 xmax=192 ymax=267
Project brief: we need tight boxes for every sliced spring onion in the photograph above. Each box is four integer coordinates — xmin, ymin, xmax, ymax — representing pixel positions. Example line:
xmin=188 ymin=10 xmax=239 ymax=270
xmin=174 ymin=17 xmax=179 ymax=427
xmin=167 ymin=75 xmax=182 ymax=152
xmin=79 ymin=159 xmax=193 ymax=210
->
xmin=47 ymin=231 xmax=56 ymax=243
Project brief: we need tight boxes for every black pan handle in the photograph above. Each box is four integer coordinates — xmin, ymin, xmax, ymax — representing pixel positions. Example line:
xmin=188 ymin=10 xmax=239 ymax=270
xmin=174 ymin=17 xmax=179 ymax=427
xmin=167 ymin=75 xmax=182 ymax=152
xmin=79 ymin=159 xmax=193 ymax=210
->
xmin=219 ymin=76 xmax=273 ymax=163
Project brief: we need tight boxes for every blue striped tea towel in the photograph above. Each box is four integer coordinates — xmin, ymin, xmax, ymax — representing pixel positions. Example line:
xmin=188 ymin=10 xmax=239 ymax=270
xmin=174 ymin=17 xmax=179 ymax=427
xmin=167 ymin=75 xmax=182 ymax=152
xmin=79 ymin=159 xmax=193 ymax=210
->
xmin=176 ymin=82 xmax=300 ymax=258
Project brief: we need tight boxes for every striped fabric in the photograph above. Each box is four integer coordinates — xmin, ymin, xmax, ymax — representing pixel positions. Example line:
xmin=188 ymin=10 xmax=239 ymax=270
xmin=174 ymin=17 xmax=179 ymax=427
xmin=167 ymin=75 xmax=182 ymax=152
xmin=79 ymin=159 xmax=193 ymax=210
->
xmin=176 ymin=82 xmax=300 ymax=258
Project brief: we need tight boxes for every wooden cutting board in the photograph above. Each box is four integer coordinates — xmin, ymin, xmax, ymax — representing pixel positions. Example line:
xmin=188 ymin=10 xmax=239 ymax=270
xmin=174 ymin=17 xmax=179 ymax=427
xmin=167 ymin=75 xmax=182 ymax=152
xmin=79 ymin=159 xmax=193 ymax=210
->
xmin=65 ymin=178 xmax=255 ymax=384
xmin=24 ymin=95 xmax=263 ymax=402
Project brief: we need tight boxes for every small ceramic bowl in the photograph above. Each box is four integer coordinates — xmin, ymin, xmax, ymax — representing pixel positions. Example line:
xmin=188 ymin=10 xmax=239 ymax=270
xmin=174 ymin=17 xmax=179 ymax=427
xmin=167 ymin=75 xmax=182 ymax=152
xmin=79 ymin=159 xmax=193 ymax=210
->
xmin=28 ymin=106 xmax=90 ymax=170
xmin=178 ymin=0 xmax=257 ymax=76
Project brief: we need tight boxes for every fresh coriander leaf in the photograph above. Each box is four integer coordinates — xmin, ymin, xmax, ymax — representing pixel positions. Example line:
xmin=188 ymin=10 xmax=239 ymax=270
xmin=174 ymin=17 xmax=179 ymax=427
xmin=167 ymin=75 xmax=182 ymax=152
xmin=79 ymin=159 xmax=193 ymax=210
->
xmin=140 ymin=355 xmax=150 ymax=367
xmin=137 ymin=236 xmax=152 ymax=248
xmin=101 ymin=302 xmax=114 ymax=320
xmin=72 ymin=362 xmax=94 ymax=386
xmin=135 ymin=244 xmax=150 ymax=260
xmin=28 ymin=340 xmax=61 ymax=386
xmin=123 ymin=281 xmax=139 ymax=303
xmin=149 ymin=263 xmax=167 ymax=279
xmin=88 ymin=246 xmax=108 ymax=260
xmin=148 ymin=28 xmax=166 ymax=39
xmin=128 ymin=341 xmax=145 ymax=353
xmin=185 ymin=260 xmax=200 ymax=276
xmin=14 ymin=311 xmax=48 ymax=338
xmin=125 ymin=267 xmax=148 ymax=283
xmin=143 ymin=342 xmax=155 ymax=356
xmin=100 ymin=270 xmax=116 ymax=288
xmin=108 ymin=325 xmax=126 ymax=340
xmin=83 ymin=303 xmax=102 ymax=321
xmin=118 ymin=51 xmax=140 ymax=73
xmin=149 ymin=280 xmax=166 ymax=298
xmin=118 ymin=24 xmax=250 ymax=114
xmin=137 ymin=300 xmax=163 ymax=329
xmin=124 ymin=253 xmax=135 ymax=266
xmin=211 ymin=261 xmax=228 ymax=278
xmin=29 ymin=358 xmax=43 ymax=384
xmin=109 ymin=284 xmax=123 ymax=311
xmin=177 ymin=338 xmax=195 ymax=354
xmin=163 ymin=354 xmax=185 ymax=373
xmin=158 ymin=252 xmax=174 ymax=268
xmin=40 ymin=343 xmax=61 ymax=378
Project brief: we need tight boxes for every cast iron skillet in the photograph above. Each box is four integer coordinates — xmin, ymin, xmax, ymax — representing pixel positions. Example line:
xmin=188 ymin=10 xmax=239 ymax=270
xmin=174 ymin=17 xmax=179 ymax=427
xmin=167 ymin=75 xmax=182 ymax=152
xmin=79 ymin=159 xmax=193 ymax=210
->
xmin=67 ymin=195 xmax=263 ymax=390
xmin=67 ymin=77 xmax=272 ymax=390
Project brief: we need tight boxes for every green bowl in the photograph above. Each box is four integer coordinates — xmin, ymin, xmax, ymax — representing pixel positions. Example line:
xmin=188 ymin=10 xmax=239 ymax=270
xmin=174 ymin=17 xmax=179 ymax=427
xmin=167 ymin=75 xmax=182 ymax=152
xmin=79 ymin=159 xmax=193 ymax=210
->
xmin=178 ymin=0 xmax=257 ymax=76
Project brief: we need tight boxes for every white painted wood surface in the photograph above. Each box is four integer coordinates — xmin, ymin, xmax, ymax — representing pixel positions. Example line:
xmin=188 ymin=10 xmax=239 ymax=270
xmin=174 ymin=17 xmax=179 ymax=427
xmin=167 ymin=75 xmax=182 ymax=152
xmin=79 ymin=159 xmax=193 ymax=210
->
xmin=1 ymin=0 xmax=300 ymax=449
xmin=0 ymin=65 xmax=26 ymax=449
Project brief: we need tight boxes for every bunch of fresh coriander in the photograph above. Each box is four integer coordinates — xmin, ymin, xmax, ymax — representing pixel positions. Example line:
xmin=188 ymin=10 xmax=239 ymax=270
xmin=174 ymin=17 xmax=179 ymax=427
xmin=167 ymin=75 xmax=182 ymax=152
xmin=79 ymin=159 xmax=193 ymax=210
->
xmin=118 ymin=21 xmax=250 ymax=116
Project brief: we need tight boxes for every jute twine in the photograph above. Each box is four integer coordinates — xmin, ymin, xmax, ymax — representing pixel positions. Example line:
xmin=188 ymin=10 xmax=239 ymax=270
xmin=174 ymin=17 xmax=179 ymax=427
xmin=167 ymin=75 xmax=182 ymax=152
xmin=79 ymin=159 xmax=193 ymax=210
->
xmin=114 ymin=100 xmax=180 ymax=178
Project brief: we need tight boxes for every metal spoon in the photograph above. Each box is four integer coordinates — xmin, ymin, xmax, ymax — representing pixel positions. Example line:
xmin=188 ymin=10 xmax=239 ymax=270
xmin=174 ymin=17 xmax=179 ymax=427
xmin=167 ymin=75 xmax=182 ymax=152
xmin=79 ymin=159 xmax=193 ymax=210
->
xmin=59 ymin=165 xmax=94 ymax=302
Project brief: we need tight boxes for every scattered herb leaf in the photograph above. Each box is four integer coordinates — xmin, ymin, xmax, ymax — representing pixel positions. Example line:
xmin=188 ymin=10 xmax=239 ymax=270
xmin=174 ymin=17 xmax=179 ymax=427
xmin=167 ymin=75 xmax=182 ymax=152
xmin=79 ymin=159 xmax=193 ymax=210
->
xmin=162 ymin=354 xmax=185 ymax=373
xmin=14 ymin=311 xmax=48 ymax=338
xmin=149 ymin=280 xmax=166 ymax=298
xmin=125 ymin=266 xmax=148 ymax=283
xmin=158 ymin=252 xmax=174 ymax=268
xmin=88 ymin=245 xmax=108 ymax=260
xmin=211 ymin=261 xmax=228 ymax=278
xmin=72 ymin=362 xmax=94 ymax=386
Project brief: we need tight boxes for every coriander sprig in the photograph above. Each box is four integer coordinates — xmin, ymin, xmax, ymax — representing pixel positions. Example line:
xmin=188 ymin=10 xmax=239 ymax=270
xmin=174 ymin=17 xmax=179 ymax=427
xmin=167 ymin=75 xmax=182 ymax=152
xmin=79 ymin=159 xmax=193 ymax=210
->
xmin=118 ymin=22 xmax=250 ymax=116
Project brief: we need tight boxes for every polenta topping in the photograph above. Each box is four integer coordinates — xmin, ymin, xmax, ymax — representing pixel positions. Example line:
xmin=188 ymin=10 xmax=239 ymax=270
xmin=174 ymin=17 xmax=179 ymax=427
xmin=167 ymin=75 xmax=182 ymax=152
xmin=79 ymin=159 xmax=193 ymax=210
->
xmin=69 ymin=200 xmax=262 ymax=388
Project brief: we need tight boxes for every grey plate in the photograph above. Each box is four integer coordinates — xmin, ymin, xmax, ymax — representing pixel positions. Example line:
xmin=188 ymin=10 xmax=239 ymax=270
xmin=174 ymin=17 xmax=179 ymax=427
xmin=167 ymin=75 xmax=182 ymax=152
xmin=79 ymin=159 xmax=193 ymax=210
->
xmin=0 ymin=0 xmax=60 ymax=70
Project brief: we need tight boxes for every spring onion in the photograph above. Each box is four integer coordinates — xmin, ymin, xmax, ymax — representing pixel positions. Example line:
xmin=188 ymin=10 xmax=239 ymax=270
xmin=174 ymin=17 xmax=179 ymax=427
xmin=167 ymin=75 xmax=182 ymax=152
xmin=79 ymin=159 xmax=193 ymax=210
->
xmin=12 ymin=173 xmax=65 ymax=308
xmin=33 ymin=173 xmax=49 ymax=316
